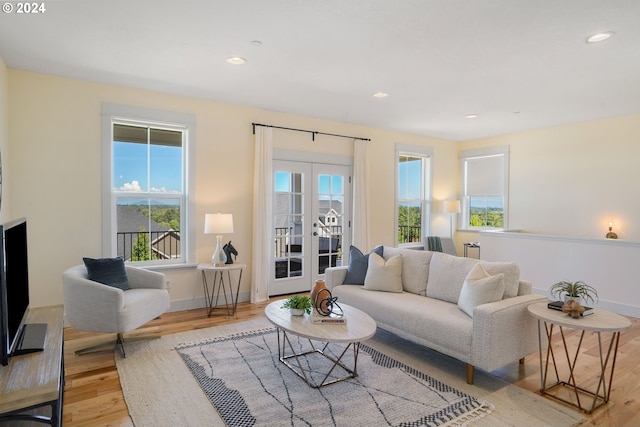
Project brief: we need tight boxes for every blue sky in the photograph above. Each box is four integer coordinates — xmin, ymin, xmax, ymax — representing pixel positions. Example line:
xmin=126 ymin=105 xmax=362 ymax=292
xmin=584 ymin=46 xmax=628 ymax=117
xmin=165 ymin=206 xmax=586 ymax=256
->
xmin=274 ymin=172 xmax=343 ymax=196
xmin=113 ymin=142 xmax=182 ymax=193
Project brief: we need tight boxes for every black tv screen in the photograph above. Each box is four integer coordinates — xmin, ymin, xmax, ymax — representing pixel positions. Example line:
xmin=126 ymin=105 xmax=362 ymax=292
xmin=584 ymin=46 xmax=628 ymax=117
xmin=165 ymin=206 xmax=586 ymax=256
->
xmin=0 ymin=218 xmax=30 ymax=365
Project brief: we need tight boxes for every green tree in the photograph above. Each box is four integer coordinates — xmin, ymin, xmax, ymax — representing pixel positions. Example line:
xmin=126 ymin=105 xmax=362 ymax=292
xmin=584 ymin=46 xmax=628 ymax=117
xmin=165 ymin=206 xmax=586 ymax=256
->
xmin=131 ymin=227 xmax=156 ymax=261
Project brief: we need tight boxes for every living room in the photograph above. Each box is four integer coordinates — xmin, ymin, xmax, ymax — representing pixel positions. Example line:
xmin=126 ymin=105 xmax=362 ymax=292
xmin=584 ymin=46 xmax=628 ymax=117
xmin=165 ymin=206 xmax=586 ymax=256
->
xmin=1 ymin=1 xmax=639 ymax=425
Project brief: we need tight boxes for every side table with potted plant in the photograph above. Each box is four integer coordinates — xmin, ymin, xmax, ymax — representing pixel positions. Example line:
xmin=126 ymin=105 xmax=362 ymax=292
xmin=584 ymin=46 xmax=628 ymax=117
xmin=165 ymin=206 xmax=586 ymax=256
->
xmin=528 ymin=280 xmax=630 ymax=413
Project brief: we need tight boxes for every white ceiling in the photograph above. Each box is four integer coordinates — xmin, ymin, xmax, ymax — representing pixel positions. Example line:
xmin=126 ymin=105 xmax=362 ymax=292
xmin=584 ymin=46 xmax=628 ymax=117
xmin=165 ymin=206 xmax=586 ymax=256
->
xmin=1 ymin=0 xmax=639 ymax=141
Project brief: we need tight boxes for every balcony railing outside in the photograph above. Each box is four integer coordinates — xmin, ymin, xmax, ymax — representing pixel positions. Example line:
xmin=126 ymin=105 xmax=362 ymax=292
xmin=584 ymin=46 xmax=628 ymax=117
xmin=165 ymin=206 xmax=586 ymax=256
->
xmin=398 ymin=225 xmax=421 ymax=244
xmin=117 ymin=231 xmax=180 ymax=261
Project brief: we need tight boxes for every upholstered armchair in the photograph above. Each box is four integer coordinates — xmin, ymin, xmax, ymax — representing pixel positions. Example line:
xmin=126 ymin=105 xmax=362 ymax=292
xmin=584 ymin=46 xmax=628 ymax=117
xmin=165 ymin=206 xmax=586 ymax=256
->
xmin=62 ymin=263 xmax=170 ymax=357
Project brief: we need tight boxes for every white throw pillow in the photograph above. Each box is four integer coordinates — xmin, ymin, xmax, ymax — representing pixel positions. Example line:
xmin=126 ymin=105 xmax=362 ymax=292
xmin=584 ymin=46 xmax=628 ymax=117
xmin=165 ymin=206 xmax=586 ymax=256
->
xmin=364 ymin=253 xmax=403 ymax=293
xmin=458 ymin=264 xmax=505 ymax=317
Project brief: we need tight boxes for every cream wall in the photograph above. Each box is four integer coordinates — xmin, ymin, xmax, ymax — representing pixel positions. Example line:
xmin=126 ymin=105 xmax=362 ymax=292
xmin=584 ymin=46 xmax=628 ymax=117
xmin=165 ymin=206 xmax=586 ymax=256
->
xmin=6 ymin=68 xmax=454 ymax=309
xmin=456 ymin=113 xmax=640 ymax=246
xmin=0 ymin=57 xmax=8 ymax=224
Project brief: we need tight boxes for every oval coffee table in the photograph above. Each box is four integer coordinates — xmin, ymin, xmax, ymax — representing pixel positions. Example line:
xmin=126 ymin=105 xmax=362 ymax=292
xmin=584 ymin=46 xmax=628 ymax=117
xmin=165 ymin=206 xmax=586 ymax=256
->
xmin=265 ymin=300 xmax=377 ymax=388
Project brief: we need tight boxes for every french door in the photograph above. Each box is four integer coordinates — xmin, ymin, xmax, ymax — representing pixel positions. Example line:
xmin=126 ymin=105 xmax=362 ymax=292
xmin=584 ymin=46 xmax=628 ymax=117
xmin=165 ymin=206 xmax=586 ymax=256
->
xmin=270 ymin=161 xmax=351 ymax=296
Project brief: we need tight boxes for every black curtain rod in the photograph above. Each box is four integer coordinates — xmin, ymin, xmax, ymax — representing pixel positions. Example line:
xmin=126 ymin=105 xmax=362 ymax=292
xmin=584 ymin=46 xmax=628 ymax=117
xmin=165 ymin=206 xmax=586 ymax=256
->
xmin=252 ymin=122 xmax=370 ymax=142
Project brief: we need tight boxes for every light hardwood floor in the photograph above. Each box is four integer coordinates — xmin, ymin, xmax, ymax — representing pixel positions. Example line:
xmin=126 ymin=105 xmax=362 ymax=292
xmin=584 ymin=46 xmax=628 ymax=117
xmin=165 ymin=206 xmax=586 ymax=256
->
xmin=62 ymin=300 xmax=640 ymax=427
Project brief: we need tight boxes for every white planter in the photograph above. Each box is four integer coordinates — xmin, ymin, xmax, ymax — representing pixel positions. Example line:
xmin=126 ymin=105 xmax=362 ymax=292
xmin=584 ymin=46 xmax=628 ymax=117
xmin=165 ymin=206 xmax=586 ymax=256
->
xmin=290 ymin=308 xmax=305 ymax=316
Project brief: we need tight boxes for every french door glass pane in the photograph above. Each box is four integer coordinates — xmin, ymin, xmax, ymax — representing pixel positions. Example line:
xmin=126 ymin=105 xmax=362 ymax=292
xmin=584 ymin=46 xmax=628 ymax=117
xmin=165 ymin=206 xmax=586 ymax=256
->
xmin=274 ymin=171 xmax=305 ymax=279
xmin=317 ymin=174 xmax=344 ymax=274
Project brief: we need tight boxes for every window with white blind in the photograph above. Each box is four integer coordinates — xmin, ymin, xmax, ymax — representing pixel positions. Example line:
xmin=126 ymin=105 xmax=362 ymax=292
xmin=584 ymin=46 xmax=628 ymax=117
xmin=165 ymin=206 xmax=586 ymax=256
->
xmin=459 ymin=146 xmax=509 ymax=230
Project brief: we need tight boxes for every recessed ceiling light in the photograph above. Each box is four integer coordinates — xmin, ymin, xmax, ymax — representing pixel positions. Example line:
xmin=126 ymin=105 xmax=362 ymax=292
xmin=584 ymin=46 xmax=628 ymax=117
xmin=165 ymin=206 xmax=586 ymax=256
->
xmin=465 ymin=114 xmax=479 ymax=119
xmin=586 ymin=32 xmax=614 ymax=43
xmin=227 ymin=57 xmax=247 ymax=65
xmin=372 ymin=92 xmax=388 ymax=98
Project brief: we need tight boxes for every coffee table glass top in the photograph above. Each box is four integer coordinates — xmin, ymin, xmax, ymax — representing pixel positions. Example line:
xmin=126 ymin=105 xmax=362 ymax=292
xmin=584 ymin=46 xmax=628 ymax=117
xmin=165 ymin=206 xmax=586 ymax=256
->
xmin=265 ymin=300 xmax=377 ymax=343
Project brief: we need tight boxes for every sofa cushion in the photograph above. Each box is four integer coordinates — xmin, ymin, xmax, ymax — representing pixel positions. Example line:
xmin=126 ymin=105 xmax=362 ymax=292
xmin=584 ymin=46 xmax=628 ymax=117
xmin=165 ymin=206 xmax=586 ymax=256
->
xmin=383 ymin=247 xmax=433 ymax=295
xmin=83 ymin=256 xmax=131 ymax=291
xmin=458 ymin=264 xmax=505 ymax=317
xmin=364 ymin=253 xmax=403 ymax=293
xmin=332 ymin=285 xmax=473 ymax=362
xmin=426 ymin=252 xmax=478 ymax=303
xmin=343 ymin=245 xmax=384 ymax=285
xmin=480 ymin=261 xmax=520 ymax=298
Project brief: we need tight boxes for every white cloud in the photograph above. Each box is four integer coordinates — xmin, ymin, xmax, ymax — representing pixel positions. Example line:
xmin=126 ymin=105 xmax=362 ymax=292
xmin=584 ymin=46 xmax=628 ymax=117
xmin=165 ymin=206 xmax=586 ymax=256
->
xmin=118 ymin=180 xmax=142 ymax=192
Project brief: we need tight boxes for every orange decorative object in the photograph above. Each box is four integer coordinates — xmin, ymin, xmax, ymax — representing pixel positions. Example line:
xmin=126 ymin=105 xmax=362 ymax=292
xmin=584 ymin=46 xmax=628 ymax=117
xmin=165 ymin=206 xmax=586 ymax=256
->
xmin=311 ymin=280 xmax=327 ymax=309
xmin=562 ymin=300 xmax=586 ymax=318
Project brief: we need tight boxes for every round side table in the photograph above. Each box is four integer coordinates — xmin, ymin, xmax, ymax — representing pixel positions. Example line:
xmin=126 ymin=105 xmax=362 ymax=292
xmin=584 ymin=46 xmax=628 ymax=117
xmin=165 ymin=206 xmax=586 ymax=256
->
xmin=528 ymin=302 xmax=631 ymax=413
xmin=197 ymin=263 xmax=246 ymax=316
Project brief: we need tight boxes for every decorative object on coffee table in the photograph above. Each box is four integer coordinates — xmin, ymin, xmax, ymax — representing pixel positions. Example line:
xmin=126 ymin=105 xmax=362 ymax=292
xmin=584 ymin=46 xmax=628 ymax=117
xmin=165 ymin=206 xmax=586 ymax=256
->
xmin=549 ymin=280 xmax=598 ymax=305
xmin=311 ymin=279 xmax=328 ymax=310
xmin=281 ymin=295 xmax=312 ymax=315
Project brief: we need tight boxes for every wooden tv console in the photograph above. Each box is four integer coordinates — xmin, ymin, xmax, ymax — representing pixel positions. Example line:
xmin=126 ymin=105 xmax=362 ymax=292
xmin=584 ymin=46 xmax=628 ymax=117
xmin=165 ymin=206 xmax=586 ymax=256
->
xmin=0 ymin=306 xmax=64 ymax=426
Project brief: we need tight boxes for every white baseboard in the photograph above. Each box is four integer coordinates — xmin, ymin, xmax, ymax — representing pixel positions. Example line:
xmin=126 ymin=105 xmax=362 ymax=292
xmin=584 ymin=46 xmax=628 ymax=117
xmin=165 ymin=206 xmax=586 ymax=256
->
xmin=168 ymin=292 xmax=252 ymax=313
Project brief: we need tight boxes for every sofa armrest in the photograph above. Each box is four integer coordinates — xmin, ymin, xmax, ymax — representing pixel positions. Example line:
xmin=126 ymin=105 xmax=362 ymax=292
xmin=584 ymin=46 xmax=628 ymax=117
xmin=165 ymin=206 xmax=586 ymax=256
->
xmin=126 ymin=265 xmax=170 ymax=290
xmin=518 ymin=279 xmax=533 ymax=296
xmin=324 ymin=266 xmax=348 ymax=290
xmin=471 ymin=293 xmax=548 ymax=372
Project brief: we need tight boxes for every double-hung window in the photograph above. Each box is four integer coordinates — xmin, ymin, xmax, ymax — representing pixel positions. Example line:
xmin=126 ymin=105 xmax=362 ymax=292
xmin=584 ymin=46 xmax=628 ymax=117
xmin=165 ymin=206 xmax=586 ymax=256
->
xmin=396 ymin=144 xmax=433 ymax=246
xmin=102 ymin=104 xmax=195 ymax=266
xmin=459 ymin=146 xmax=509 ymax=230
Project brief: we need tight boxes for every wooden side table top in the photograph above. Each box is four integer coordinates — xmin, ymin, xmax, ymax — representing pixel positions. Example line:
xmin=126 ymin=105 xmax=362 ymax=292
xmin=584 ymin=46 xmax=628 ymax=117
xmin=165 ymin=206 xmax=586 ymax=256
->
xmin=0 ymin=305 xmax=64 ymax=415
xmin=265 ymin=300 xmax=377 ymax=344
xmin=528 ymin=301 xmax=631 ymax=332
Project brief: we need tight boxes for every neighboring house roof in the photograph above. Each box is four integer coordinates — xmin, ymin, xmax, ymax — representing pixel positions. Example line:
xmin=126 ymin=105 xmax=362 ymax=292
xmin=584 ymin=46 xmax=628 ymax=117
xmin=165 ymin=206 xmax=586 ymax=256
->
xmin=117 ymin=205 xmax=170 ymax=233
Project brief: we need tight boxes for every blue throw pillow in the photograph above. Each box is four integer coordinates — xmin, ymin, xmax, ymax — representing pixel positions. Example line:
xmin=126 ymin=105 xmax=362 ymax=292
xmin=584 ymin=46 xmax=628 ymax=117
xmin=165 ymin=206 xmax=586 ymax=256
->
xmin=83 ymin=257 xmax=131 ymax=291
xmin=343 ymin=245 xmax=384 ymax=285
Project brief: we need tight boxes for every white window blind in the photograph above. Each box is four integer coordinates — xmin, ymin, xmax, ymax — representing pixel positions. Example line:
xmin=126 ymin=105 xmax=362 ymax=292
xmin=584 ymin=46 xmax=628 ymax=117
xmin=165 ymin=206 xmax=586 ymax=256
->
xmin=466 ymin=155 xmax=504 ymax=196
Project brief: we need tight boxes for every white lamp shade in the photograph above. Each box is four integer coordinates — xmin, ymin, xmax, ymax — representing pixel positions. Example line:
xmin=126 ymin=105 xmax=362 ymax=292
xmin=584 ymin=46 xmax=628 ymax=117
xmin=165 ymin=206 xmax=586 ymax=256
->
xmin=205 ymin=213 xmax=234 ymax=234
xmin=442 ymin=200 xmax=461 ymax=214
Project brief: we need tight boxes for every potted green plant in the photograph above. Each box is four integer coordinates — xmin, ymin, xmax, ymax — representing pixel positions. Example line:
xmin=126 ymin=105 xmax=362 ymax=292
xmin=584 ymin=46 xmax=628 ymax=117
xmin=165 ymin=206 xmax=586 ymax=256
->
xmin=549 ymin=280 xmax=598 ymax=305
xmin=281 ymin=295 xmax=312 ymax=316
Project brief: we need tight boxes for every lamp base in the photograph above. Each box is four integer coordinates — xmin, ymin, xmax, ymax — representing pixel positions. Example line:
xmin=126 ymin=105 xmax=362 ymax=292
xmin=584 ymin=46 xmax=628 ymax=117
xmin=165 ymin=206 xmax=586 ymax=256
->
xmin=212 ymin=235 xmax=228 ymax=266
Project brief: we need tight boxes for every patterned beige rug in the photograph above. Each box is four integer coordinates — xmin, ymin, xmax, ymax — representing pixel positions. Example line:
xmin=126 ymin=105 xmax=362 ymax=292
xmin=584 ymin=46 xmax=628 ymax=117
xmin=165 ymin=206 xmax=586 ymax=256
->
xmin=116 ymin=318 xmax=585 ymax=427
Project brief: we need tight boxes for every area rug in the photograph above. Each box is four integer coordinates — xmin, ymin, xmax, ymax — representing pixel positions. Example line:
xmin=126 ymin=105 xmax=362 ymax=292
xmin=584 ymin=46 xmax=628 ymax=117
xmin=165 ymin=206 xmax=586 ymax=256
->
xmin=115 ymin=318 xmax=586 ymax=427
xmin=176 ymin=327 xmax=491 ymax=426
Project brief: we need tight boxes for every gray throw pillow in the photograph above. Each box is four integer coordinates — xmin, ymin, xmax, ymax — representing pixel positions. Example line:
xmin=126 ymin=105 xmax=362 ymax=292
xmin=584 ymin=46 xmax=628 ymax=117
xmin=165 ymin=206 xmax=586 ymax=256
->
xmin=83 ymin=257 xmax=131 ymax=291
xmin=343 ymin=245 xmax=384 ymax=285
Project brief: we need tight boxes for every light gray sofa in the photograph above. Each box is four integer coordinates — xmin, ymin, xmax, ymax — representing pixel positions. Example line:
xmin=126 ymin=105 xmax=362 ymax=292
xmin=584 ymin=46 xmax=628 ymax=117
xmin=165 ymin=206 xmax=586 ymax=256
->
xmin=324 ymin=246 xmax=547 ymax=384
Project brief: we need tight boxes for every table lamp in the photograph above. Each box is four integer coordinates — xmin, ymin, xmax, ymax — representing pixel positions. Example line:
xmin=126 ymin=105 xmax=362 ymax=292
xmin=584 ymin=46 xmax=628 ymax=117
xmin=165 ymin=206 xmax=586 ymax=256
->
xmin=442 ymin=200 xmax=461 ymax=237
xmin=205 ymin=213 xmax=234 ymax=266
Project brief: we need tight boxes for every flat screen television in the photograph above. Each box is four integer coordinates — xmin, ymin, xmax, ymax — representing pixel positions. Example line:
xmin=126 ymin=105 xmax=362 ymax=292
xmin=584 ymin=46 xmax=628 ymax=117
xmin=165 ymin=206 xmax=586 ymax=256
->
xmin=0 ymin=218 xmax=46 ymax=366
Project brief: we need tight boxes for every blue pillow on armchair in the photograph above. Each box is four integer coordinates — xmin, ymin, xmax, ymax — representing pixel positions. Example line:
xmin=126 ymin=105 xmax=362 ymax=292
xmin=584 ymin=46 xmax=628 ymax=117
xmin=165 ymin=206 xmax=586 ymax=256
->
xmin=83 ymin=256 xmax=131 ymax=291
xmin=343 ymin=245 xmax=384 ymax=285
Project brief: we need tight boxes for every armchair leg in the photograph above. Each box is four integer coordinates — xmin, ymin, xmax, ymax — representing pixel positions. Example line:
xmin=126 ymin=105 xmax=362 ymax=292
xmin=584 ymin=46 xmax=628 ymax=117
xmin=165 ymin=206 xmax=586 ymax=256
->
xmin=75 ymin=332 xmax=161 ymax=357
xmin=466 ymin=364 xmax=474 ymax=384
